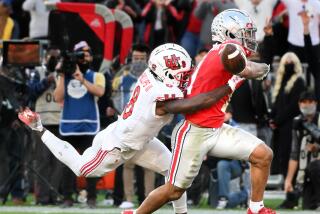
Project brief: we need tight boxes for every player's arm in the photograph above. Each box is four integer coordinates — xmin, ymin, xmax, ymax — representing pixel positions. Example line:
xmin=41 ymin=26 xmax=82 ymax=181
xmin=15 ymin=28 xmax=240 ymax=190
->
xmin=156 ymin=76 xmax=243 ymax=115
xmin=239 ymin=61 xmax=270 ymax=80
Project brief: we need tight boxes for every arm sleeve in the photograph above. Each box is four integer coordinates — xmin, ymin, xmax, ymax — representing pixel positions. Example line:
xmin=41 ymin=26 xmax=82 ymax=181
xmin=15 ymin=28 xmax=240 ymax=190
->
xmin=94 ymin=73 xmax=106 ymax=88
xmin=290 ymin=130 xmax=300 ymax=161
xmin=304 ymin=34 xmax=319 ymax=75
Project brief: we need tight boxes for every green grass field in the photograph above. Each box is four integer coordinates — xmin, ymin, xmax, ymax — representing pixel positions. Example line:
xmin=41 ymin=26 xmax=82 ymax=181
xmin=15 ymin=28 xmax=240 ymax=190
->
xmin=1 ymin=197 xmax=317 ymax=214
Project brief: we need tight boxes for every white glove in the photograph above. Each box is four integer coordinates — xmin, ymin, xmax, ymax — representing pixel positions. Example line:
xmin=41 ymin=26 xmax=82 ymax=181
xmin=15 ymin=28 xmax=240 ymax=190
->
xmin=256 ymin=63 xmax=270 ymax=80
xmin=227 ymin=75 xmax=245 ymax=92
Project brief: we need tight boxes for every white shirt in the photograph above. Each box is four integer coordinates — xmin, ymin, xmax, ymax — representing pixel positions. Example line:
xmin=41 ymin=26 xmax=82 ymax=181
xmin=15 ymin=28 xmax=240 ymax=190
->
xmin=114 ymin=70 xmax=184 ymax=150
xmin=23 ymin=0 xmax=59 ymax=38
xmin=282 ymin=0 xmax=320 ymax=46
xmin=234 ymin=0 xmax=277 ymax=42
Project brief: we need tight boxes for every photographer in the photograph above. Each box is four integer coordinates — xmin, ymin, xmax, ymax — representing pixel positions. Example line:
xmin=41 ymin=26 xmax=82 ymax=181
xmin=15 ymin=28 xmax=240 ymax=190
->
xmin=283 ymin=91 xmax=320 ymax=210
xmin=27 ymin=47 xmax=62 ymax=205
xmin=54 ymin=41 xmax=105 ymax=208
xmin=0 ymin=66 xmax=29 ymax=205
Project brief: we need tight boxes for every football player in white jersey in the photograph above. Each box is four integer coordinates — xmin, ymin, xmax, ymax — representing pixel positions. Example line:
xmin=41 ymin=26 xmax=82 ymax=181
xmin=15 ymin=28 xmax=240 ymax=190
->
xmin=18 ymin=43 xmax=244 ymax=213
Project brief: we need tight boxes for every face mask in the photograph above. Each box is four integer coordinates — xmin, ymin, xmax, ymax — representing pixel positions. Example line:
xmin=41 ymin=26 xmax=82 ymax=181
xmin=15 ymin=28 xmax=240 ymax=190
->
xmin=130 ymin=61 xmax=147 ymax=77
xmin=78 ymin=62 xmax=90 ymax=73
xmin=284 ymin=63 xmax=295 ymax=74
xmin=300 ymin=104 xmax=317 ymax=116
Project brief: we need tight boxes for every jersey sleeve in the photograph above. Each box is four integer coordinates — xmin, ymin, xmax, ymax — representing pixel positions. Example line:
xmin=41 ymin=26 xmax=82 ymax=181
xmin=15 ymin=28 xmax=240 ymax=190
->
xmin=154 ymin=85 xmax=184 ymax=101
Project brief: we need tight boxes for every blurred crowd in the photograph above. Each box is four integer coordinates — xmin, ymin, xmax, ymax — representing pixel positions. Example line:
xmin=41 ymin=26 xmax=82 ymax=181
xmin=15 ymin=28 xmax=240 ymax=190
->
xmin=0 ymin=0 xmax=320 ymax=211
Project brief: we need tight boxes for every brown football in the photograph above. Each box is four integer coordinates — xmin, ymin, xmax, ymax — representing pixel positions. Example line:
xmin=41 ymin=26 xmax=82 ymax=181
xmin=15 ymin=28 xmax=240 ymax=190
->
xmin=220 ymin=43 xmax=247 ymax=74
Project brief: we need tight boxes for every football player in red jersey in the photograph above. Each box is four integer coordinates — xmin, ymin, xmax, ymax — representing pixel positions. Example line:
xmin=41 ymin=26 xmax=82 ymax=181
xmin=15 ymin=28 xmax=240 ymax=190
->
xmin=127 ymin=9 xmax=276 ymax=214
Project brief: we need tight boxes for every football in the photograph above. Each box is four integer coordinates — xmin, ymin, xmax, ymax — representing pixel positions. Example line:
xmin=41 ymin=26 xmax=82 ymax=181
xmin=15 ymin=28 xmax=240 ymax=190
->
xmin=220 ymin=43 xmax=247 ymax=75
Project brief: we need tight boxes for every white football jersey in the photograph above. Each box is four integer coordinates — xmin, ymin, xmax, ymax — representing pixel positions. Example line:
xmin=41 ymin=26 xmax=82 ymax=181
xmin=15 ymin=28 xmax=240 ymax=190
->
xmin=113 ymin=70 xmax=184 ymax=150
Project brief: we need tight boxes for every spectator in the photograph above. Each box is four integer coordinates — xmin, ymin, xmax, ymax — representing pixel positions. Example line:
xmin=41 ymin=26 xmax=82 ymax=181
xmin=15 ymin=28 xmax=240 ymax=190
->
xmin=54 ymin=41 xmax=105 ymax=208
xmin=269 ymin=52 xmax=306 ymax=177
xmin=27 ymin=47 xmax=63 ymax=205
xmin=0 ymin=0 xmax=19 ymax=44
xmin=283 ymin=91 xmax=320 ymax=210
xmin=281 ymin=0 xmax=320 ymax=62
xmin=179 ymin=0 xmax=202 ymax=58
xmin=22 ymin=0 xmax=59 ymax=39
xmin=0 ymin=66 xmax=29 ymax=205
xmin=234 ymin=0 xmax=278 ymax=43
xmin=141 ymin=0 xmax=184 ymax=49
xmin=230 ymin=78 xmax=269 ymax=137
xmin=300 ymin=9 xmax=320 ymax=103
xmin=260 ymin=1 xmax=289 ymax=66
xmin=194 ymin=0 xmax=236 ymax=49
xmin=103 ymin=0 xmax=142 ymax=41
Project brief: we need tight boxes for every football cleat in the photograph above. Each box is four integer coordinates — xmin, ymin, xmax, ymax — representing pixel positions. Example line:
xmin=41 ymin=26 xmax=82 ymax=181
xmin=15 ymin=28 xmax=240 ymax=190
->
xmin=18 ymin=108 xmax=43 ymax=132
xmin=247 ymin=207 xmax=276 ymax=214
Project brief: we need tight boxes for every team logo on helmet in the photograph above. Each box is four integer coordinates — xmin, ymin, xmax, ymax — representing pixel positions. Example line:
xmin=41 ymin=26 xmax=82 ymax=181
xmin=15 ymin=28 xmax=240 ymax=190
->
xmin=163 ymin=55 xmax=181 ymax=70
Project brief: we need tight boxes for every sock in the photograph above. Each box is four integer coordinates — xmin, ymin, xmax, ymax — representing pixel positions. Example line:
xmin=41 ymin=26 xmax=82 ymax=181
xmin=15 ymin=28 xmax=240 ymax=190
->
xmin=249 ymin=200 xmax=264 ymax=213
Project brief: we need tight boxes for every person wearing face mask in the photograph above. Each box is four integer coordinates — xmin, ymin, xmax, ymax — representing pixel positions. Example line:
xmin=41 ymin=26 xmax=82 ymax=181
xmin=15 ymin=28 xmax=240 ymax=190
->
xmin=54 ymin=41 xmax=105 ymax=208
xmin=281 ymin=91 xmax=320 ymax=210
xmin=269 ymin=52 xmax=306 ymax=178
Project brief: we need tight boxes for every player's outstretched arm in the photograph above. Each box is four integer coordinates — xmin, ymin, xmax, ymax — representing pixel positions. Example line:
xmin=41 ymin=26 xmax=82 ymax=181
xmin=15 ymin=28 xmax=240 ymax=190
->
xmin=156 ymin=76 xmax=244 ymax=115
xmin=239 ymin=61 xmax=270 ymax=80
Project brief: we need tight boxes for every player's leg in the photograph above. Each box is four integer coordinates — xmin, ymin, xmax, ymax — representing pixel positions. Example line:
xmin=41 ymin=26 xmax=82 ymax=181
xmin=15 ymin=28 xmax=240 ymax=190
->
xmin=133 ymin=121 xmax=208 ymax=214
xmin=130 ymin=137 xmax=187 ymax=214
xmin=18 ymin=108 xmax=124 ymax=177
xmin=208 ymin=123 xmax=274 ymax=213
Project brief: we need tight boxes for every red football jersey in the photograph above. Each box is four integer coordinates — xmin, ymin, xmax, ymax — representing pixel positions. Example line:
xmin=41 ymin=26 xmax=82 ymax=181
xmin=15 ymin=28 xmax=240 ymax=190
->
xmin=185 ymin=41 xmax=244 ymax=128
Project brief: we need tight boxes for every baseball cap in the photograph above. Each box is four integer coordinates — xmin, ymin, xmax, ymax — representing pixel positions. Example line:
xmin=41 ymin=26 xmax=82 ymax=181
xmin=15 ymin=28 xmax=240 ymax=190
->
xmin=73 ymin=41 xmax=89 ymax=51
xmin=299 ymin=91 xmax=317 ymax=102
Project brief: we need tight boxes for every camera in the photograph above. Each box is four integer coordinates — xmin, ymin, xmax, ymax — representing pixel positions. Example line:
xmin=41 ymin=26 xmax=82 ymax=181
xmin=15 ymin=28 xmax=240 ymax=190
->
xmin=59 ymin=50 xmax=86 ymax=76
xmin=302 ymin=121 xmax=320 ymax=143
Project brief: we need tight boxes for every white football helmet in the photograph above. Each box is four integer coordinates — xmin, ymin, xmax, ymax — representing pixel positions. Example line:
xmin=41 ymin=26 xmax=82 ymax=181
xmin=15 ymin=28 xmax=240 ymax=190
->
xmin=211 ymin=9 xmax=258 ymax=52
xmin=148 ymin=43 xmax=193 ymax=90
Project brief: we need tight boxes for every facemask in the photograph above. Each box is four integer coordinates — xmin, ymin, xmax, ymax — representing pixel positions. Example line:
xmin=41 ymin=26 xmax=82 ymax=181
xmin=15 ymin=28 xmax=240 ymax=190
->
xmin=130 ymin=61 xmax=148 ymax=77
xmin=300 ymin=104 xmax=317 ymax=116
xmin=284 ymin=63 xmax=295 ymax=75
xmin=78 ymin=62 xmax=90 ymax=73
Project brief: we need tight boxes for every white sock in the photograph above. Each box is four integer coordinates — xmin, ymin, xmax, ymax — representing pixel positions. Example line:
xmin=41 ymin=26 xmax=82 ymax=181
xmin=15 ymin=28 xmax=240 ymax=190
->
xmin=249 ymin=200 xmax=264 ymax=213
xmin=172 ymin=191 xmax=187 ymax=213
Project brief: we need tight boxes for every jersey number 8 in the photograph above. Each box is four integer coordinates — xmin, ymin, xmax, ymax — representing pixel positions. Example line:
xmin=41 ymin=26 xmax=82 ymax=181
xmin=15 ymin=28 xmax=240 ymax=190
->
xmin=122 ymin=86 xmax=141 ymax=119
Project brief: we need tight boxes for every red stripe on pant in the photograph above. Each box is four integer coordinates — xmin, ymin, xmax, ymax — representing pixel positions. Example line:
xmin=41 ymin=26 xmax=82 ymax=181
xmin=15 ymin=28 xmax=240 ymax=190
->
xmin=80 ymin=149 xmax=103 ymax=174
xmin=169 ymin=121 xmax=189 ymax=184
xmin=82 ymin=150 xmax=108 ymax=177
